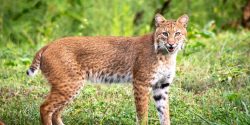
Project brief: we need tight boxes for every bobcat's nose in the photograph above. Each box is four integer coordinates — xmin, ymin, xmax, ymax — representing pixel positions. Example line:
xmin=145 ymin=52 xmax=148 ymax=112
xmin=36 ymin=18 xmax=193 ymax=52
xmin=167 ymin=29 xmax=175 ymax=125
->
xmin=168 ymin=43 xmax=174 ymax=47
xmin=165 ymin=43 xmax=176 ymax=53
xmin=165 ymin=43 xmax=175 ymax=47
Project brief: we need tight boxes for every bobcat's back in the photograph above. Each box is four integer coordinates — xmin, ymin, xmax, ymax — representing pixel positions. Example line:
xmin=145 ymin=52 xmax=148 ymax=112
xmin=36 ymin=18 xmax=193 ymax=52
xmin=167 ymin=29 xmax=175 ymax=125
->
xmin=27 ymin=35 xmax=154 ymax=84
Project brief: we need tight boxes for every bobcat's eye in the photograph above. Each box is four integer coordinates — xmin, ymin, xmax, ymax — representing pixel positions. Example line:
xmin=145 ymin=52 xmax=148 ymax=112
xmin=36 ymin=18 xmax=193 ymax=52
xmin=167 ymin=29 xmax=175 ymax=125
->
xmin=175 ymin=32 xmax=181 ymax=36
xmin=162 ymin=32 xmax=168 ymax=37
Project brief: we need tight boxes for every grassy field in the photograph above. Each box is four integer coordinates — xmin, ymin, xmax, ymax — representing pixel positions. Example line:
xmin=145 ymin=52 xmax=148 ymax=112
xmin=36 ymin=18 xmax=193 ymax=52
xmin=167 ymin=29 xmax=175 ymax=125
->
xmin=0 ymin=30 xmax=249 ymax=125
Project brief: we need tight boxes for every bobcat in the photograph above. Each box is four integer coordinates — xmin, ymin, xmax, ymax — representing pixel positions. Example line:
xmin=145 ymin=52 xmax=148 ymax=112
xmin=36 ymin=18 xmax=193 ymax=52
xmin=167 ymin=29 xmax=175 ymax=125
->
xmin=27 ymin=14 xmax=188 ymax=125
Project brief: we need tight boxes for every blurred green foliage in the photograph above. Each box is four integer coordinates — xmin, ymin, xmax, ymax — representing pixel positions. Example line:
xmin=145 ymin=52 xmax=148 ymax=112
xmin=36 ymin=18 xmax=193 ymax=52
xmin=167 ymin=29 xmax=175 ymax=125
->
xmin=0 ymin=0 xmax=247 ymax=46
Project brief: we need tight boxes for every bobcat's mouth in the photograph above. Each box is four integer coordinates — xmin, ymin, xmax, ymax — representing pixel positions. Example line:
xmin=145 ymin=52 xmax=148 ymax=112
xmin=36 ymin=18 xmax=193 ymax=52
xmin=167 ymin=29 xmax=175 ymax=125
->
xmin=157 ymin=40 xmax=177 ymax=53
xmin=167 ymin=46 xmax=175 ymax=52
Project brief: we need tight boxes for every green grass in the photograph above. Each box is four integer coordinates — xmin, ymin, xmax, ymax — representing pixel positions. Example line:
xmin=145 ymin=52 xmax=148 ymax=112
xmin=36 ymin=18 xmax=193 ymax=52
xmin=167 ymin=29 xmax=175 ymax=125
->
xmin=0 ymin=31 xmax=249 ymax=125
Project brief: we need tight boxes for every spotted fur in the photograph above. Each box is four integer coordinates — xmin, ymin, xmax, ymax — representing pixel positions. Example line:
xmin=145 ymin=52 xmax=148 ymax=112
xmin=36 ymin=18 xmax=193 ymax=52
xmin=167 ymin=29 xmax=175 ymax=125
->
xmin=86 ymin=70 xmax=132 ymax=83
xmin=27 ymin=14 xmax=188 ymax=125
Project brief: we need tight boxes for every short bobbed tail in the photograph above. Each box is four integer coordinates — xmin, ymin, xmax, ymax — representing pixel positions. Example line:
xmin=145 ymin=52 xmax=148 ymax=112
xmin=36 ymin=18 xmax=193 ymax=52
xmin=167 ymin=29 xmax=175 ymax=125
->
xmin=27 ymin=45 xmax=48 ymax=77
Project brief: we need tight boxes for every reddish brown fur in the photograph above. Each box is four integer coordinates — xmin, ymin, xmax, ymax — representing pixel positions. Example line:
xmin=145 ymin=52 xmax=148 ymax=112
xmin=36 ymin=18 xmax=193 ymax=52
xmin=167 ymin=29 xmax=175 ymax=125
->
xmin=0 ymin=120 xmax=5 ymax=125
xmin=28 ymin=14 xmax=188 ymax=125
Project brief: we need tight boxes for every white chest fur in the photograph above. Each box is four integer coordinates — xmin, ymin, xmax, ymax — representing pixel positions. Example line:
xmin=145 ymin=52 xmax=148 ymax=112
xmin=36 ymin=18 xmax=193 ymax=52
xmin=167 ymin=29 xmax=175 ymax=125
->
xmin=151 ymin=55 xmax=177 ymax=86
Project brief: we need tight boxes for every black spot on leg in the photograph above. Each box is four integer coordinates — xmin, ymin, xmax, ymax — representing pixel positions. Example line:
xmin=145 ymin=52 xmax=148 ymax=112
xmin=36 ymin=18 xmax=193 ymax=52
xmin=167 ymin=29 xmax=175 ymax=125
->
xmin=104 ymin=78 xmax=109 ymax=83
xmin=162 ymin=96 xmax=166 ymax=100
xmin=122 ymin=75 xmax=125 ymax=79
xmin=86 ymin=71 xmax=90 ymax=78
xmin=167 ymin=74 xmax=171 ymax=79
xmin=116 ymin=75 xmax=120 ymax=82
xmin=109 ymin=78 xmax=113 ymax=83
xmin=157 ymin=107 xmax=163 ymax=114
xmin=160 ymin=83 xmax=169 ymax=89
xmin=153 ymin=95 xmax=162 ymax=101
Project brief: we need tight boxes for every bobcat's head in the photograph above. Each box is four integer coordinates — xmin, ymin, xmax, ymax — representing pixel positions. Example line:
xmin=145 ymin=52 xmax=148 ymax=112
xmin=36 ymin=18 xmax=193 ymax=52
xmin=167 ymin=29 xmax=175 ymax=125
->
xmin=154 ymin=14 xmax=189 ymax=54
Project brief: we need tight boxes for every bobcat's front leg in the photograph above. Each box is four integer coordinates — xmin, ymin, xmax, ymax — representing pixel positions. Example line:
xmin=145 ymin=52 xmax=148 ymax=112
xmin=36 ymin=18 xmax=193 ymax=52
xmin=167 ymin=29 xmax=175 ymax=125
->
xmin=153 ymin=82 xmax=171 ymax=125
xmin=133 ymin=80 xmax=150 ymax=125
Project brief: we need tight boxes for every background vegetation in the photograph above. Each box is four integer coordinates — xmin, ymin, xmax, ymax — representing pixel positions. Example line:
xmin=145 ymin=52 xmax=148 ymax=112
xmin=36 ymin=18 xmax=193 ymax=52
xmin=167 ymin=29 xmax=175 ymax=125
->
xmin=0 ymin=0 xmax=249 ymax=125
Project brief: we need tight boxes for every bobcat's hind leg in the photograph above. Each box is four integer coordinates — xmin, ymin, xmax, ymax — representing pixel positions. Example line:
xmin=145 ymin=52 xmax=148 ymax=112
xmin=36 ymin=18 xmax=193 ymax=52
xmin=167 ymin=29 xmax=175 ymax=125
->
xmin=40 ymin=81 xmax=83 ymax=125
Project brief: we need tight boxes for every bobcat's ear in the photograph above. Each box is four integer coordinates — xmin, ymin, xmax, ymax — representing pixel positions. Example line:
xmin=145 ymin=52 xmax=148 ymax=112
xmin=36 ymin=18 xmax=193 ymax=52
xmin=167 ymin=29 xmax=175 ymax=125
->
xmin=177 ymin=14 xmax=189 ymax=28
xmin=155 ymin=13 xmax=166 ymax=27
